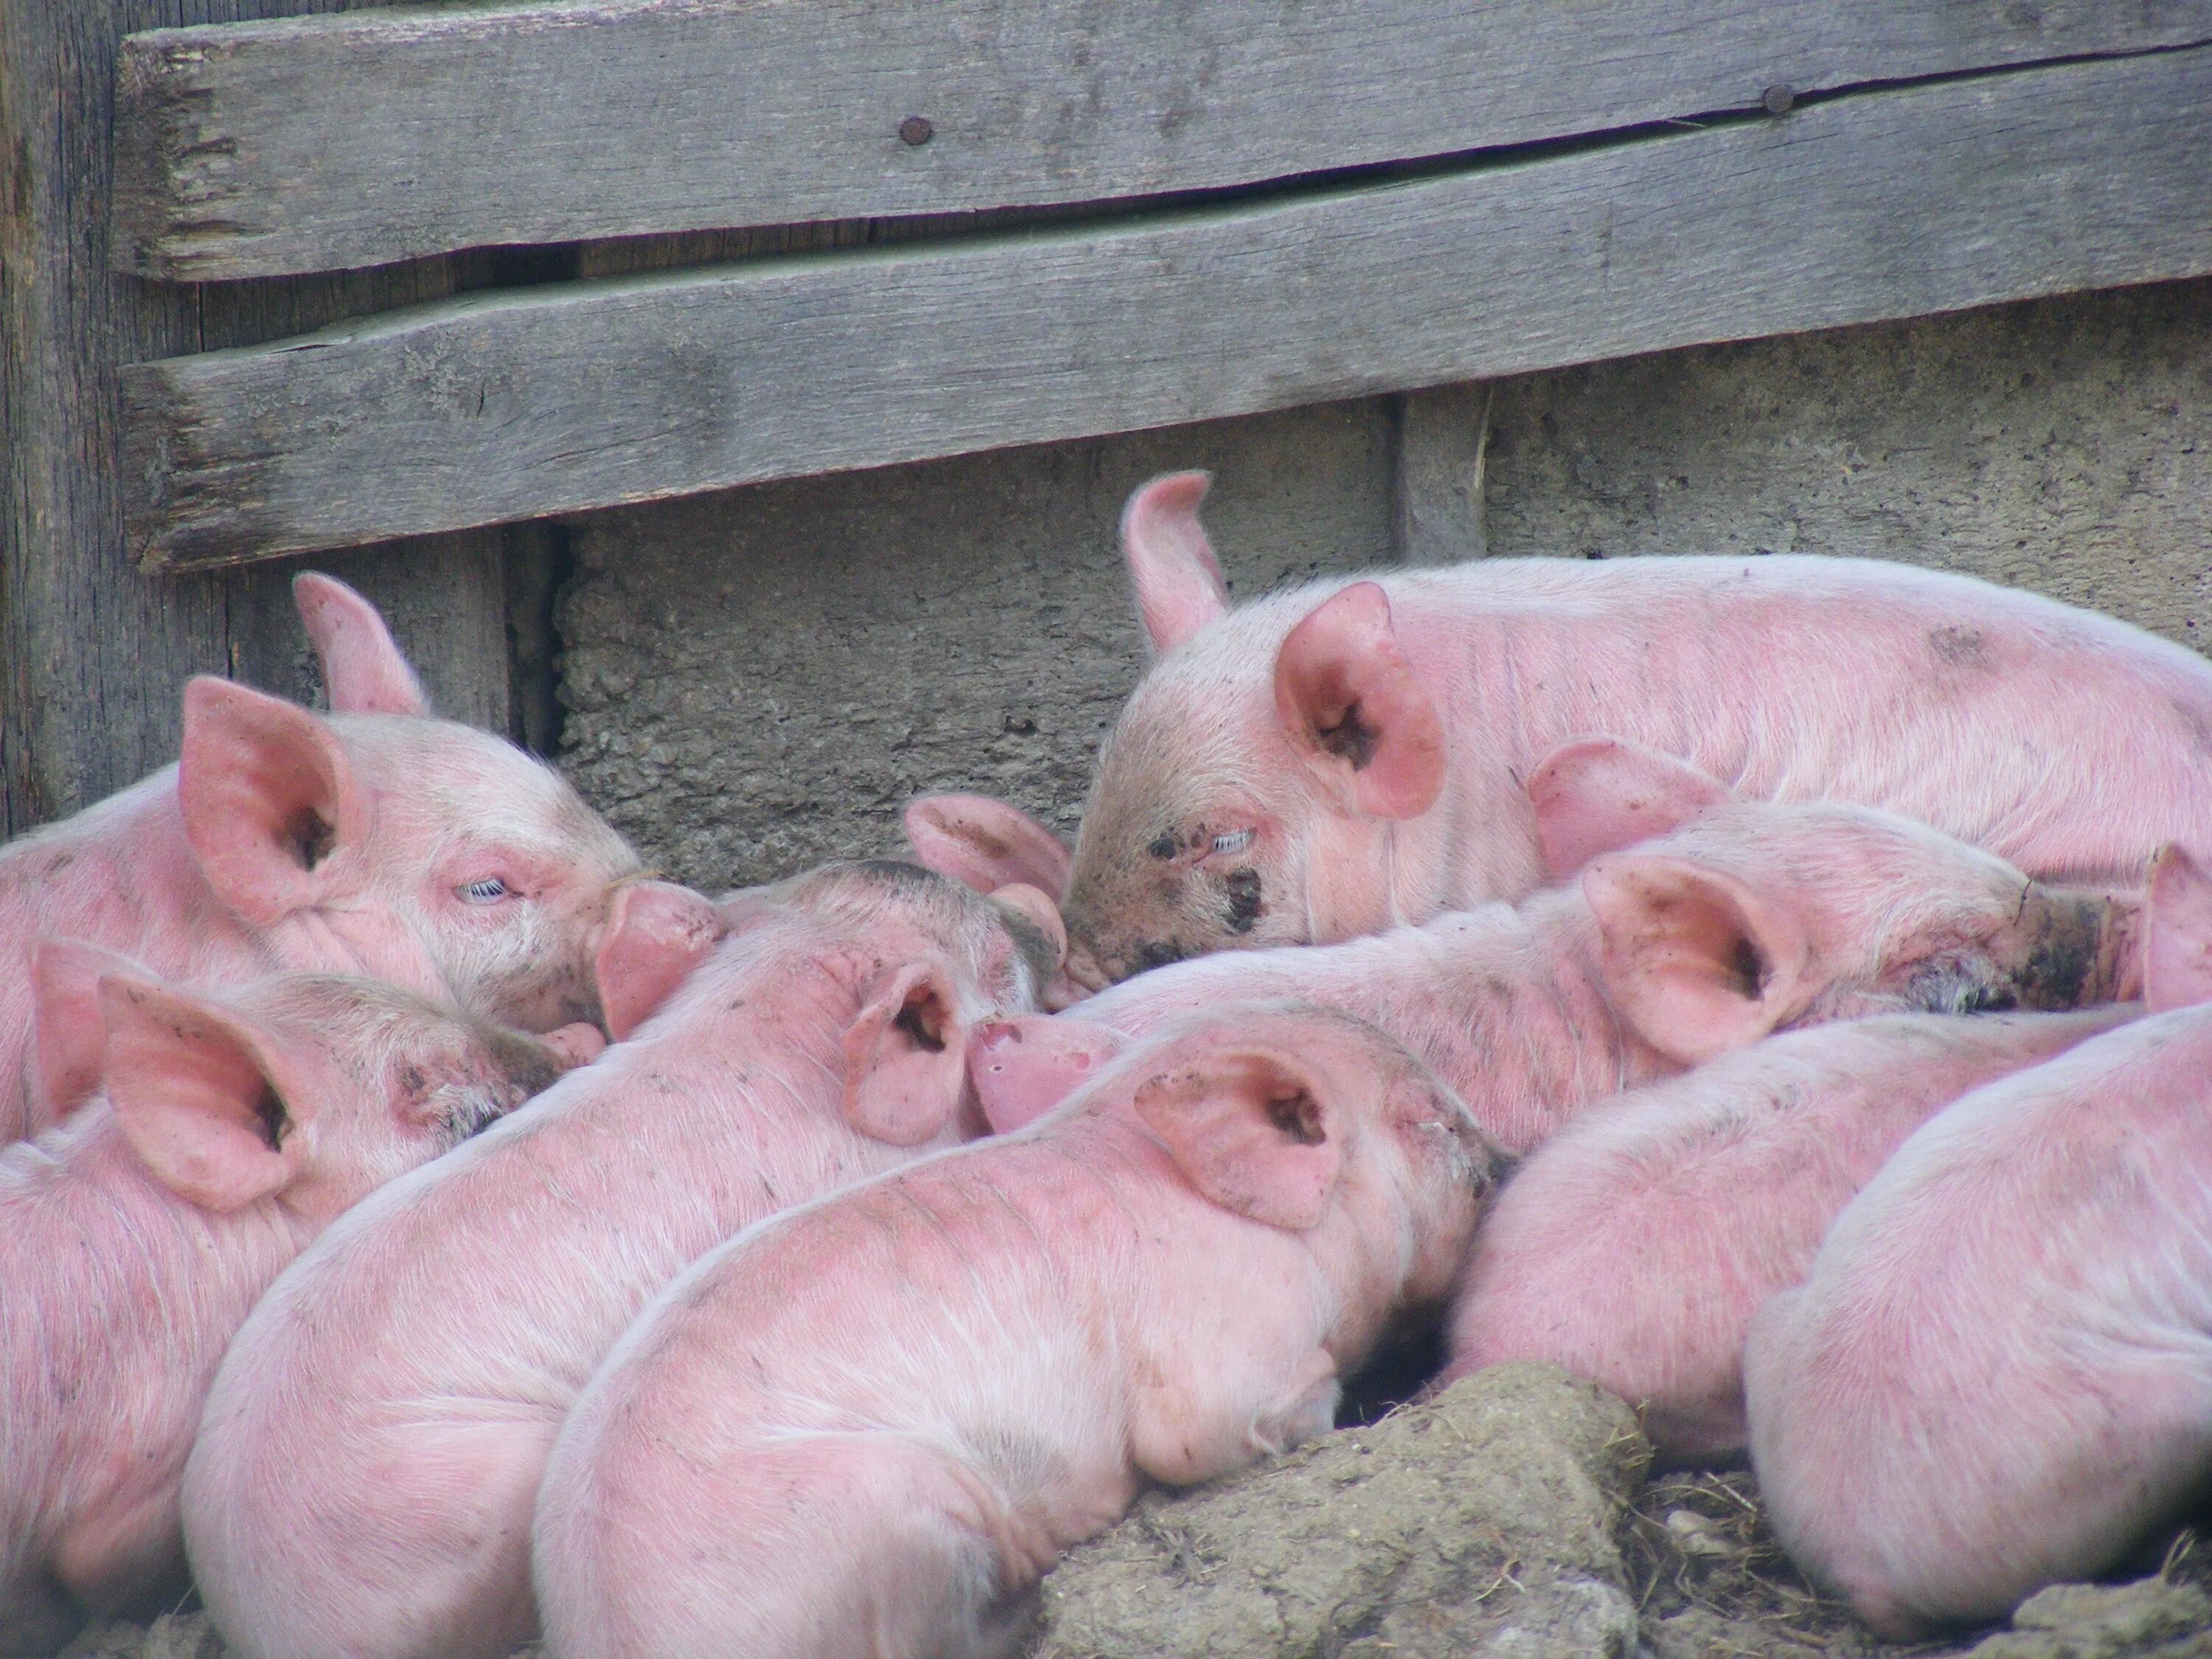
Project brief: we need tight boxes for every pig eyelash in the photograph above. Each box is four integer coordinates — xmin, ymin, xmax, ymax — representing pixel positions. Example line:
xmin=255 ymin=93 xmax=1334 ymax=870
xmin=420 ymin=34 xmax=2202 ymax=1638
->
xmin=458 ymin=877 xmax=511 ymax=904
xmin=1207 ymin=830 xmax=1255 ymax=857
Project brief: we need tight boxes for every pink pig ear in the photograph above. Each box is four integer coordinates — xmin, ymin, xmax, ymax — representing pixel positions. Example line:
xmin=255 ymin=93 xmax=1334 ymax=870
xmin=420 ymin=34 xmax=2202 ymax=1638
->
xmin=1141 ymin=1040 xmax=1345 ymax=1239
xmin=2143 ymin=845 xmax=2212 ymax=1013
xmin=1132 ymin=1041 xmax=1346 ymax=1231
xmin=28 ymin=939 xmax=146 ymax=1122
xmin=1529 ymin=737 xmax=1735 ymax=880
xmin=99 ymin=973 xmax=304 ymax=1212
xmin=1583 ymin=854 xmax=1813 ymax=1066
xmin=293 ymin=572 xmax=431 ymax=717
xmin=178 ymin=678 xmax=369 ymax=928
xmin=966 ymin=1016 xmax=1127 ymax=1134
xmin=1122 ymin=471 xmax=1229 ymax=655
xmin=903 ymin=794 xmax=1072 ymax=897
xmin=594 ymin=880 xmax=730 ymax=1040
xmin=1273 ymin=582 xmax=1445 ymax=821
xmin=984 ymin=882 xmax=1091 ymax=1009
xmin=843 ymin=960 xmax=971 ymax=1145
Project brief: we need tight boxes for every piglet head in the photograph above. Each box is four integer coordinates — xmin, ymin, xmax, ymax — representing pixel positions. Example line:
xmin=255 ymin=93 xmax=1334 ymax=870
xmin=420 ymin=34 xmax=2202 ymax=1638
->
xmin=1573 ymin=776 xmax=2149 ymax=1066
xmin=772 ymin=861 xmax=1058 ymax=1144
xmin=903 ymin=795 xmax=1090 ymax=1009
xmin=1124 ymin=1002 xmax=1499 ymax=1315
xmin=1062 ymin=475 xmax=1448 ymax=984
xmin=96 ymin=967 xmax=582 ymax=1230
xmin=178 ymin=577 xmax=643 ymax=1039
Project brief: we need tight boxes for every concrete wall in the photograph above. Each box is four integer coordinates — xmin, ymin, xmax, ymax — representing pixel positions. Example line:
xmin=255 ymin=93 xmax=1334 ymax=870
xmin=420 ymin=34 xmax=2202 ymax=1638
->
xmin=555 ymin=275 xmax=2212 ymax=893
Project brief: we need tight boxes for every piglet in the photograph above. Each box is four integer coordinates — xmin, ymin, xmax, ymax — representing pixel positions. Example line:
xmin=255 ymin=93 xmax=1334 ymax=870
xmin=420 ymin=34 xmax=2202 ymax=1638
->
xmin=532 ymin=1002 xmax=1496 ymax=1659
xmin=0 ymin=573 xmax=641 ymax=1142
xmin=1047 ymin=472 xmax=2212 ymax=983
xmin=0 ymin=947 xmax=580 ymax=1657
xmin=953 ymin=740 xmax=2148 ymax=1155
xmin=1446 ymin=1005 xmax=2129 ymax=1462
xmin=183 ymin=861 xmax=1063 ymax=1659
xmin=1742 ymin=847 xmax=2212 ymax=1638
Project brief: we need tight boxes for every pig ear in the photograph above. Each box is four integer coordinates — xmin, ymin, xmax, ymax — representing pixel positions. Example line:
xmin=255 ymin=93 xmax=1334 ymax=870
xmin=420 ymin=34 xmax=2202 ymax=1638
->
xmin=1273 ymin=583 xmax=1445 ymax=821
xmin=29 ymin=939 xmax=145 ymax=1122
xmin=1582 ymin=855 xmax=1812 ymax=1065
xmin=966 ymin=1016 xmax=1127 ymax=1134
xmin=1529 ymin=737 xmax=1735 ymax=880
xmin=595 ymin=880 xmax=730 ymax=1041
xmin=843 ymin=960 xmax=970 ymax=1145
xmin=99 ymin=973 xmax=302 ymax=1212
xmin=904 ymin=795 xmax=1073 ymax=897
xmin=179 ymin=678 xmax=369 ymax=928
xmin=293 ymin=572 xmax=430 ymax=717
xmin=984 ymin=883 xmax=1088 ymax=1011
xmin=1133 ymin=1043 xmax=1346 ymax=1231
xmin=1122 ymin=471 xmax=1229 ymax=655
xmin=2143 ymin=845 xmax=2212 ymax=1013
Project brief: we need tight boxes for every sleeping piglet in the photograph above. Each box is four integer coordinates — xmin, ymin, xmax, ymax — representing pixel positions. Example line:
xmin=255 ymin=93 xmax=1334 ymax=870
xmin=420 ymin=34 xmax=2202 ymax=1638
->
xmin=1039 ymin=472 xmax=2212 ymax=983
xmin=1743 ymin=848 xmax=2212 ymax=1638
xmin=1445 ymin=1003 xmax=2134 ymax=1461
xmin=0 ymin=574 xmax=641 ymax=1143
xmin=945 ymin=740 xmax=2150 ymax=1154
xmin=0 ymin=947 xmax=585 ymax=1657
xmin=183 ymin=861 xmax=1063 ymax=1659
xmin=531 ymin=1002 xmax=1498 ymax=1659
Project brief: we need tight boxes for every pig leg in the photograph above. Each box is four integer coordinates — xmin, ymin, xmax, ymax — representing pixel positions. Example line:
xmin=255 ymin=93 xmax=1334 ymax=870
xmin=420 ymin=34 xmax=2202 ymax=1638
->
xmin=193 ymin=1412 xmax=557 ymax=1659
xmin=537 ymin=1433 xmax=1043 ymax=1659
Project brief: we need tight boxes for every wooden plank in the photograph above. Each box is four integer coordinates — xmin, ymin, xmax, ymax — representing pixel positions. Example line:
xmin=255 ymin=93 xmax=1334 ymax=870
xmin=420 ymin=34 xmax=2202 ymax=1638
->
xmin=0 ymin=0 xmax=514 ymax=835
xmin=121 ymin=45 xmax=2212 ymax=570
xmin=111 ymin=0 xmax=2212 ymax=281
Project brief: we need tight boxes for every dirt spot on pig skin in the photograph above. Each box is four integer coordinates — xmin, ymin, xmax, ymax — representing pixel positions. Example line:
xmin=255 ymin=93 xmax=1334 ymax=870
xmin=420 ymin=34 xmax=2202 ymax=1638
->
xmin=1928 ymin=625 xmax=1989 ymax=668
xmin=1223 ymin=870 xmax=1264 ymax=936
xmin=2013 ymin=894 xmax=2103 ymax=1009
xmin=1315 ymin=700 xmax=1382 ymax=770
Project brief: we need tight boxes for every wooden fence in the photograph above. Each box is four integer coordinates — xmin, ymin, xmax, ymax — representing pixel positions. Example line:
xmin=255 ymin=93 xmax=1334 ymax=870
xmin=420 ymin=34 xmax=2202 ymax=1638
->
xmin=5 ymin=0 xmax=2212 ymax=831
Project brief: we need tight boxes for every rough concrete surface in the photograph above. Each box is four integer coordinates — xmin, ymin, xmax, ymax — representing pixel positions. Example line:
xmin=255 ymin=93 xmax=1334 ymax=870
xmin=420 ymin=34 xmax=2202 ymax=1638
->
xmin=557 ymin=401 xmax=1396 ymax=891
xmin=553 ymin=278 xmax=2209 ymax=891
xmin=1481 ymin=276 xmax=2212 ymax=647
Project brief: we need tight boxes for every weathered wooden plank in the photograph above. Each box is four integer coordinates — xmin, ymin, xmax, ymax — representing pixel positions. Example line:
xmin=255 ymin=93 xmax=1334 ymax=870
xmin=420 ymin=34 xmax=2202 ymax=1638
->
xmin=1392 ymin=384 xmax=1492 ymax=564
xmin=0 ymin=0 xmax=514 ymax=835
xmin=121 ymin=46 xmax=2212 ymax=570
xmin=111 ymin=0 xmax=2212 ymax=281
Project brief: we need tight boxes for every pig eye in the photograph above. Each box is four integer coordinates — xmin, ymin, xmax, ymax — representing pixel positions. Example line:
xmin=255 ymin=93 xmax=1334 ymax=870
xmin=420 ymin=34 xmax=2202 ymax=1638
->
xmin=458 ymin=877 xmax=511 ymax=905
xmin=1208 ymin=830 xmax=1254 ymax=857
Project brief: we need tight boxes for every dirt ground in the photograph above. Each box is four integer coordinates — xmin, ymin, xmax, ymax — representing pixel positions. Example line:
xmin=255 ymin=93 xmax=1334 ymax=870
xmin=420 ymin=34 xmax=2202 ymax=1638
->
xmin=52 ymin=1366 xmax=2212 ymax=1659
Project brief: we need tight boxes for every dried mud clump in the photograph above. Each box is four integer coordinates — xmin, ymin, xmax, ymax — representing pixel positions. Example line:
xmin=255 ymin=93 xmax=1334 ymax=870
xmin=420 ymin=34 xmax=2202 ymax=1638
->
xmin=1034 ymin=1361 xmax=1650 ymax=1658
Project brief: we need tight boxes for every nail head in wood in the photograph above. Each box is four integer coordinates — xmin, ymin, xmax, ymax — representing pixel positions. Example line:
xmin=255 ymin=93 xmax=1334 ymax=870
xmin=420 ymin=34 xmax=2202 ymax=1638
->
xmin=900 ymin=116 xmax=934 ymax=146
xmin=1762 ymin=83 xmax=1795 ymax=114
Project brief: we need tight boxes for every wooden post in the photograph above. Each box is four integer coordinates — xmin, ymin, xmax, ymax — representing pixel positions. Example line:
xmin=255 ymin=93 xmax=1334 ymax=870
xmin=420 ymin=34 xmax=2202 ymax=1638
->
xmin=0 ymin=0 xmax=515 ymax=838
xmin=1393 ymin=383 xmax=1492 ymax=566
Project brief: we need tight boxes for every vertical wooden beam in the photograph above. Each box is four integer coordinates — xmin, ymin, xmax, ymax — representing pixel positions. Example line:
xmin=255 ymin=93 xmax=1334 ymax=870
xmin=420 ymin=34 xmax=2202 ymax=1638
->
xmin=1391 ymin=382 xmax=1492 ymax=566
xmin=0 ymin=0 xmax=510 ymax=838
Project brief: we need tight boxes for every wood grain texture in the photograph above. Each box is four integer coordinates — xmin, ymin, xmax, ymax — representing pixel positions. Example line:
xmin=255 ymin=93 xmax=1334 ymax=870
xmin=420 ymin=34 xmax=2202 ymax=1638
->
xmin=120 ymin=45 xmax=2212 ymax=570
xmin=0 ymin=0 xmax=511 ymax=835
xmin=110 ymin=0 xmax=2212 ymax=280
xmin=1393 ymin=384 xmax=1492 ymax=564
